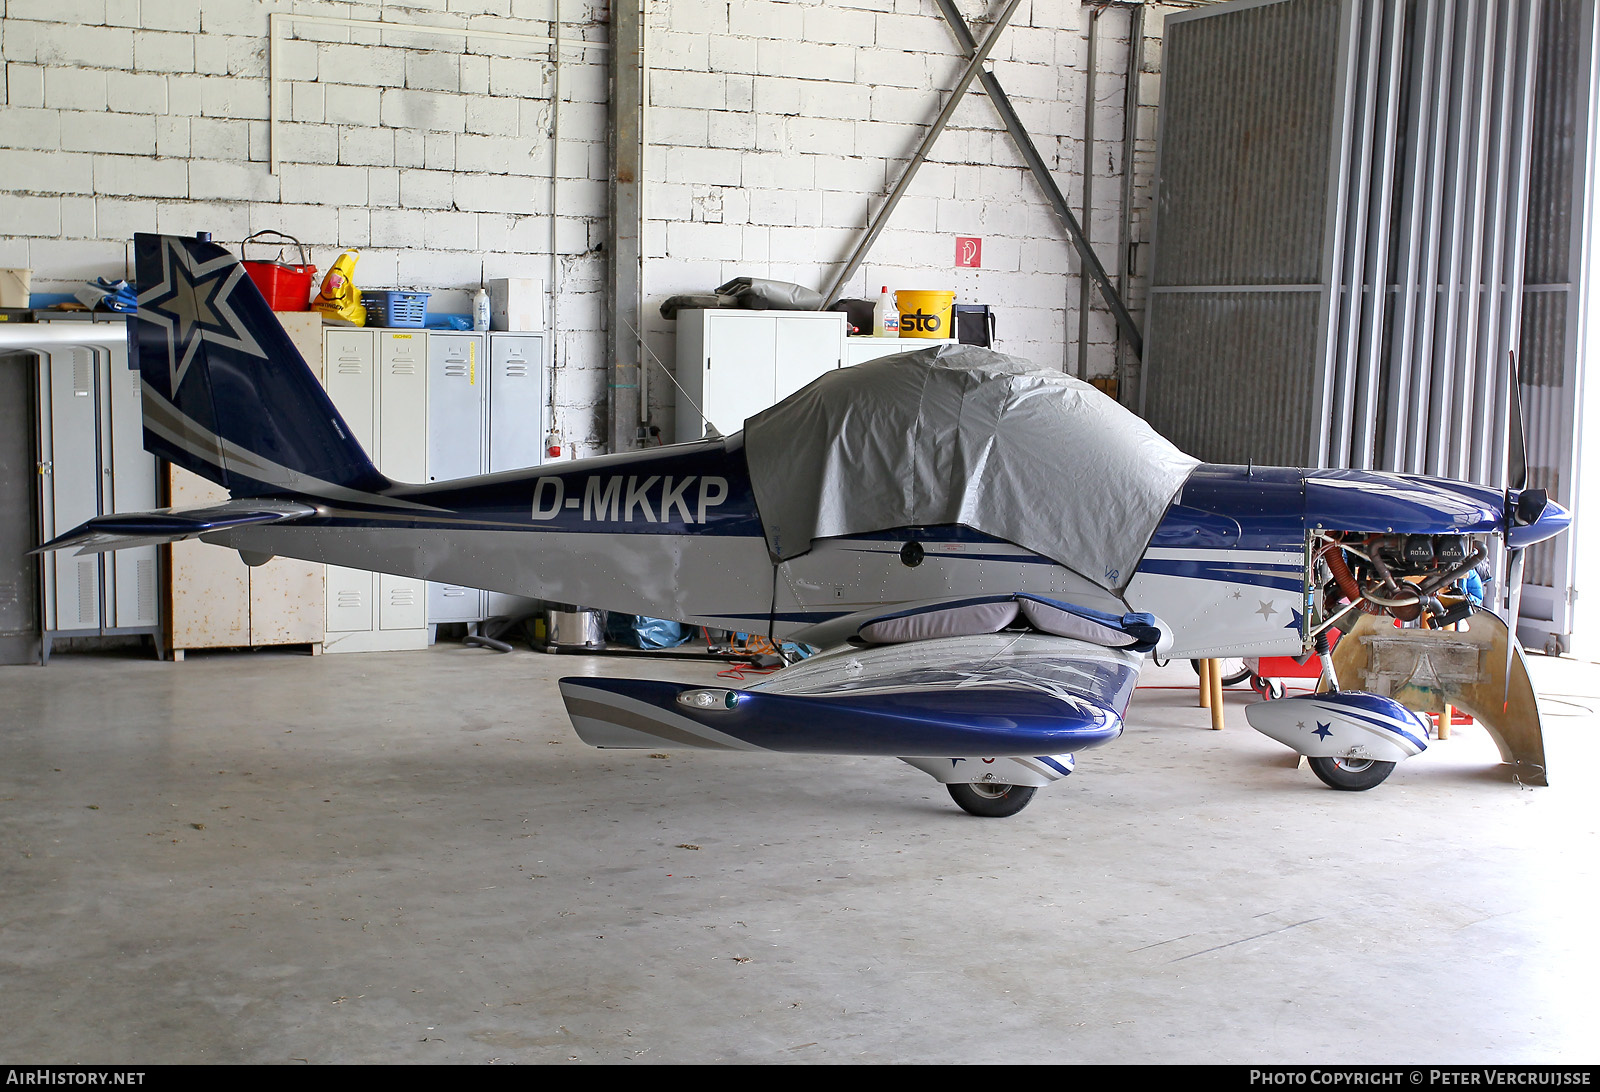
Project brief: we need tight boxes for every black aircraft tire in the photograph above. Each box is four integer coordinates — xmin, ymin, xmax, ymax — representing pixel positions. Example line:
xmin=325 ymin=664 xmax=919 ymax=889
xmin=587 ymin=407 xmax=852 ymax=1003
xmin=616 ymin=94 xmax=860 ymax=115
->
xmin=1307 ymin=755 xmax=1396 ymax=791
xmin=947 ymin=782 xmax=1038 ymax=817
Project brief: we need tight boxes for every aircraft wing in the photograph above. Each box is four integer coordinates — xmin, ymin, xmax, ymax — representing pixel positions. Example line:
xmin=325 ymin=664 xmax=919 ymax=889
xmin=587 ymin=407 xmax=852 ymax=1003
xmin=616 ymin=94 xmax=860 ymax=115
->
xmin=36 ymin=499 xmax=317 ymax=556
xmin=561 ymin=607 xmax=1148 ymax=758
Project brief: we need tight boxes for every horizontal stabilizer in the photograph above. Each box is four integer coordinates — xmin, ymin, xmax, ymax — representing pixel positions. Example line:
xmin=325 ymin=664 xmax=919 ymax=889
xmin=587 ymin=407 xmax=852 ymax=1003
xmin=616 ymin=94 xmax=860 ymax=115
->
xmin=36 ymin=499 xmax=316 ymax=556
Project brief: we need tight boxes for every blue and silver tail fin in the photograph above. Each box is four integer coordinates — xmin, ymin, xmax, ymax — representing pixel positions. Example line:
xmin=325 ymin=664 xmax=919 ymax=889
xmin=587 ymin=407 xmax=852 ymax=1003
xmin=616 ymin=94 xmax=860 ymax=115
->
xmin=132 ymin=232 xmax=386 ymax=498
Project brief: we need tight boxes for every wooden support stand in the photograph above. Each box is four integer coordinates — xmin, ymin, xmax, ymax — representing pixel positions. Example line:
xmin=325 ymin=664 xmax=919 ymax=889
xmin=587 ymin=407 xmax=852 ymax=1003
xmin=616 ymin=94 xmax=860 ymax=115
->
xmin=1197 ymin=658 xmax=1225 ymax=730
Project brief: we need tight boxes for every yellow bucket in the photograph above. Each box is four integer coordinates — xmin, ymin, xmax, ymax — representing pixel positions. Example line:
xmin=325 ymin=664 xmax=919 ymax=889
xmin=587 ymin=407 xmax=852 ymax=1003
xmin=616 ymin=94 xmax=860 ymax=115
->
xmin=897 ymin=290 xmax=955 ymax=338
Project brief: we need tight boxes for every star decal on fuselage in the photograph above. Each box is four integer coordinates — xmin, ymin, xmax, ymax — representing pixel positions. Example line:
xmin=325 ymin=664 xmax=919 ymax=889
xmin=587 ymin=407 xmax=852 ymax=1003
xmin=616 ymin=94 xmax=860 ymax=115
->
xmin=1313 ymin=722 xmax=1333 ymax=740
xmin=137 ymin=236 xmax=266 ymax=397
xmin=1255 ymin=600 xmax=1278 ymax=621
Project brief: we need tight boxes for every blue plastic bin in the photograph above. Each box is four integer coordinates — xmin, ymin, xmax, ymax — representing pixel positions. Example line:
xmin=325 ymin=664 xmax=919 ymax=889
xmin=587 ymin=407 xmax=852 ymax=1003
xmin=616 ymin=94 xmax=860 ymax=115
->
xmin=361 ymin=290 xmax=430 ymax=328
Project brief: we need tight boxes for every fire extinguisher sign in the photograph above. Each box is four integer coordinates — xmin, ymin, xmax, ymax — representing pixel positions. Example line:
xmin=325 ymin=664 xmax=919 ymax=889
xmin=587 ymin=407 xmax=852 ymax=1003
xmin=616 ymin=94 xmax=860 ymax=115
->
xmin=955 ymin=237 xmax=982 ymax=268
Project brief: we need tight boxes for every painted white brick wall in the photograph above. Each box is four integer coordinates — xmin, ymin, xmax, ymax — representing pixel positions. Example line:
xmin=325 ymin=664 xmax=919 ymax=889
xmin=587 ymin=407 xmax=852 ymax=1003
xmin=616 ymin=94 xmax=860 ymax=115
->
xmin=2 ymin=0 xmax=1202 ymax=454
xmin=640 ymin=0 xmax=1179 ymax=437
xmin=0 ymin=0 xmax=613 ymax=453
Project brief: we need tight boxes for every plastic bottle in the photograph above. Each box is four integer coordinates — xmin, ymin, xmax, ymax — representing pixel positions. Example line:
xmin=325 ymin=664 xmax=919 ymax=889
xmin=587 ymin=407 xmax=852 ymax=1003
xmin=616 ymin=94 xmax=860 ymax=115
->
xmin=873 ymin=286 xmax=899 ymax=337
xmin=473 ymin=287 xmax=491 ymax=332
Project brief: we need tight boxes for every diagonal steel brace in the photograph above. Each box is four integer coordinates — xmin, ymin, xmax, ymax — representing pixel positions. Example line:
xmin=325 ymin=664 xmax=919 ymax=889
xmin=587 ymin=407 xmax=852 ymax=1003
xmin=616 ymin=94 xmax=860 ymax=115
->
xmin=821 ymin=0 xmax=1023 ymax=306
xmin=934 ymin=0 xmax=1143 ymax=360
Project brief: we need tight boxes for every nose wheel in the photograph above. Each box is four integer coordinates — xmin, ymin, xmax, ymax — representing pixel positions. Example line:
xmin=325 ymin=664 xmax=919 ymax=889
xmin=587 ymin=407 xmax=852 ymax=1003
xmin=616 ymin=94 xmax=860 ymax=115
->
xmin=1307 ymin=755 xmax=1396 ymax=791
xmin=947 ymin=782 xmax=1037 ymax=817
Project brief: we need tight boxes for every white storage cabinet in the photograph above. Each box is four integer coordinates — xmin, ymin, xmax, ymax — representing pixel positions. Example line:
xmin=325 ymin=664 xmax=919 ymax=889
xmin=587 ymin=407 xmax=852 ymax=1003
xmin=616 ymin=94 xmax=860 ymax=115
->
xmin=673 ymin=309 xmax=847 ymax=443
xmin=844 ymin=335 xmax=957 ymax=367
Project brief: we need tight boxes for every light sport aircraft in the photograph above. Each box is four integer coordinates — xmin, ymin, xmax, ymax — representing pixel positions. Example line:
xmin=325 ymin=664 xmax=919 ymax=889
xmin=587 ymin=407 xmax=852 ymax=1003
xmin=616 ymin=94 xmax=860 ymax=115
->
xmin=42 ymin=233 xmax=1573 ymax=816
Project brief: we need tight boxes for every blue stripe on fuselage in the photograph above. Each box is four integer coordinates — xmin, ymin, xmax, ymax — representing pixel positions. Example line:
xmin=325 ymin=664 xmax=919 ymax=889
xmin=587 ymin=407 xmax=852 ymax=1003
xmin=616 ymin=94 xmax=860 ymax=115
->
xmin=1133 ymin=556 xmax=1304 ymax=592
xmin=262 ymin=441 xmax=769 ymax=538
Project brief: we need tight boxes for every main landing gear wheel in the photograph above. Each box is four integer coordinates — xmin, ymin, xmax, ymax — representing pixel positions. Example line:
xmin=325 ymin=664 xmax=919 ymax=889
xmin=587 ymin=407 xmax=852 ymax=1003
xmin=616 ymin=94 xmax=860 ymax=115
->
xmin=947 ymin=782 xmax=1038 ymax=817
xmin=1191 ymin=658 xmax=1253 ymax=686
xmin=1307 ymin=755 xmax=1396 ymax=791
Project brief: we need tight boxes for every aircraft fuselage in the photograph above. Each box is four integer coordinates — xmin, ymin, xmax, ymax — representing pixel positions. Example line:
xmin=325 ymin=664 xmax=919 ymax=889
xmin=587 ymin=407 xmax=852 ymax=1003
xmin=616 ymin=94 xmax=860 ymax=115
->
xmin=200 ymin=435 xmax=1560 ymax=661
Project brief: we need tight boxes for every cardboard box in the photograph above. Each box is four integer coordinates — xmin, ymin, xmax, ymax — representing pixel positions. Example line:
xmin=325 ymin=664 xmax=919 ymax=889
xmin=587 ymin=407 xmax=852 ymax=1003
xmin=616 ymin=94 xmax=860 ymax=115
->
xmin=489 ymin=277 xmax=543 ymax=331
xmin=0 ymin=269 xmax=31 ymax=309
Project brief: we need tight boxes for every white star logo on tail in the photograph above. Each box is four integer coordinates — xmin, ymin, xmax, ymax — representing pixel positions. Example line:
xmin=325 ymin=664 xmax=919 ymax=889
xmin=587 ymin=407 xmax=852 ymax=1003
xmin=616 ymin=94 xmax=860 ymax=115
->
xmin=137 ymin=237 xmax=266 ymax=396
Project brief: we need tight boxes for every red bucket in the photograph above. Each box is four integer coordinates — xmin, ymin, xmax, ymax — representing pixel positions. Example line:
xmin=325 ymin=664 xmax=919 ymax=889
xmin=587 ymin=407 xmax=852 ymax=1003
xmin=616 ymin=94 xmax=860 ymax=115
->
xmin=241 ymin=230 xmax=316 ymax=311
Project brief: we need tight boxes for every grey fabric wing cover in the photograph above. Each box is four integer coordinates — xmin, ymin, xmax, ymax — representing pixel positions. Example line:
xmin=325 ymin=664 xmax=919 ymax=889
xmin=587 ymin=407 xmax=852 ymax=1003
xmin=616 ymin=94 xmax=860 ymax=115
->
xmin=742 ymin=345 xmax=1198 ymax=593
xmin=714 ymin=277 xmax=825 ymax=311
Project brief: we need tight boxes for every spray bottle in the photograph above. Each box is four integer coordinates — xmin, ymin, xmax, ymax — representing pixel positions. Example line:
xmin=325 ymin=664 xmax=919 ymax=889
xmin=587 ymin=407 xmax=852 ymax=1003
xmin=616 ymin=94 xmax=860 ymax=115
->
xmin=873 ymin=286 xmax=899 ymax=337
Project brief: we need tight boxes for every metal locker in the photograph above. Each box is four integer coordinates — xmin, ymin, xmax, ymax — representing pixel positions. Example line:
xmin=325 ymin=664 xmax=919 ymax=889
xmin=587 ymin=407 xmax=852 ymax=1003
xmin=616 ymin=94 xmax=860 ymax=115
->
xmin=380 ymin=573 xmax=425 ymax=631
xmin=319 ymin=326 xmax=428 ymax=653
xmin=426 ymin=332 xmax=488 ymax=624
xmin=325 ymin=568 xmax=374 ymax=633
xmin=488 ymin=332 xmax=546 ymax=473
xmin=484 ymin=332 xmax=546 ymax=622
xmin=321 ymin=329 xmax=378 ymax=638
xmin=41 ymin=344 xmax=103 ymax=633
xmin=27 ymin=321 xmax=162 ymax=660
xmin=379 ymin=332 xmax=427 ymax=484
xmin=324 ymin=329 xmax=376 ymax=450
xmin=0 ymin=350 xmax=39 ymax=664
xmin=104 ymin=348 xmax=158 ymax=630
xmin=427 ymin=333 xmax=486 ymax=482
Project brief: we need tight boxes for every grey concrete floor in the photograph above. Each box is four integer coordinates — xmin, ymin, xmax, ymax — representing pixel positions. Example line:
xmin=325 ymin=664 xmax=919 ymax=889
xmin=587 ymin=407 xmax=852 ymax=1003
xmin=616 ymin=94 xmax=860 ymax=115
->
xmin=1 ymin=643 xmax=1596 ymax=1064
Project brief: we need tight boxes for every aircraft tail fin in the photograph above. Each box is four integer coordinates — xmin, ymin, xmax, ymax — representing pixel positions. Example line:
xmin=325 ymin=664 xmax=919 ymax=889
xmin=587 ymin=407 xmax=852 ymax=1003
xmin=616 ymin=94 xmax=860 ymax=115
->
xmin=132 ymin=232 xmax=386 ymax=498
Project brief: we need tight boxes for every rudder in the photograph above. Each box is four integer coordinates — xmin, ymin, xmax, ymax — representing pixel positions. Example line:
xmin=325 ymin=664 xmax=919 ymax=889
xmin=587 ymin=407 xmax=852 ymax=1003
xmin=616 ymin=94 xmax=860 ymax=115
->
xmin=132 ymin=232 xmax=385 ymax=498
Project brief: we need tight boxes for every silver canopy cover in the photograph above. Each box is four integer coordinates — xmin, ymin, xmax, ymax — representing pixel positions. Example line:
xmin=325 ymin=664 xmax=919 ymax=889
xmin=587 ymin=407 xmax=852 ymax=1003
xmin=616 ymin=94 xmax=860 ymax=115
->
xmin=742 ymin=345 xmax=1198 ymax=593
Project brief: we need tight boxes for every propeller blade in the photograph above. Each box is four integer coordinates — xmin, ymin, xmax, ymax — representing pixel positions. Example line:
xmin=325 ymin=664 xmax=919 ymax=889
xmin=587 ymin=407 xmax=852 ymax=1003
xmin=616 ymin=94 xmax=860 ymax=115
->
xmin=1507 ymin=350 xmax=1528 ymax=492
xmin=1503 ymin=547 xmax=1527 ymax=710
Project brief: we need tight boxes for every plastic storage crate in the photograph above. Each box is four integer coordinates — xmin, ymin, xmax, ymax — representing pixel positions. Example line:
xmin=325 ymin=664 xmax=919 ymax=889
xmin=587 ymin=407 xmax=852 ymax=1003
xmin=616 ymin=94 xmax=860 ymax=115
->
xmin=361 ymin=290 xmax=430 ymax=328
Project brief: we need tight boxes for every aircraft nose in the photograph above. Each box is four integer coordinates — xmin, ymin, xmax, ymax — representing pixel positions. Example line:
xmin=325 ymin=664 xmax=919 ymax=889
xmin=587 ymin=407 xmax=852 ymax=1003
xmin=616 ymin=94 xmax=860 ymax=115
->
xmin=1507 ymin=489 xmax=1571 ymax=548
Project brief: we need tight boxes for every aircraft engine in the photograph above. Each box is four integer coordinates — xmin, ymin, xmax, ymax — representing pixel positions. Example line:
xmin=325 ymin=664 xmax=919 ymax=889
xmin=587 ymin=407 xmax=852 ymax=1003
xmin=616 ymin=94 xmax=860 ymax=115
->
xmin=1314 ymin=532 xmax=1486 ymax=629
